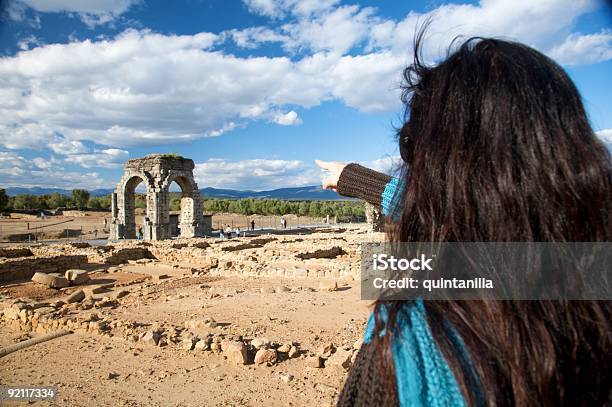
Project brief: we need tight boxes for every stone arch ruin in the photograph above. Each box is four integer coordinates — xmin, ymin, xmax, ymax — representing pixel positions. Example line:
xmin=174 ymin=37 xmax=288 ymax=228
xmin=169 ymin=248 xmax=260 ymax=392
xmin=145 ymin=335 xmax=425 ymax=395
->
xmin=109 ymin=154 xmax=211 ymax=240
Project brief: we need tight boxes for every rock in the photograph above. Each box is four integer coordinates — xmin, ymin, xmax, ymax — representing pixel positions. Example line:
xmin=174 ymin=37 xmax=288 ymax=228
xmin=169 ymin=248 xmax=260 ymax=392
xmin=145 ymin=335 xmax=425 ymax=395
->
xmin=210 ymin=342 xmax=222 ymax=353
xmin=2 ymin=307 xmax=19 ymax=320
xmin=288 ymin=346 xmax=300 ymax=358
xmin=306 ymin=356 xmax=324 ymax=368
xmin=140 ymin=331 xmax=161 ymax=346
xmin=114 ymin=290 xmax=130 ymax=299
xmin=280 ymin=373 xmax=294 ymax=383
xmin=260 ymin=287 xmax=275 ymax=294
xmin=31 ymin=272 xmax=69 ymax=288
xmin=277 ymin=343 xmax=291 ymax=353
xmin=296 ymin=246 xmax=344 ymax=260
xmin=221 ymin=341 xmax=248 ymax=365
xmin=353 ymin=338 xmax=363 ymax=350
xmin=194 ymin=339 xmax=210 ymax=351
xmin=154 ymin=274 xmax=170 ymax=281
xmin=184 ymin=318 xmax=217 ymax=330
xmin=254 ymin=348 xmax=277 ymax=365
xmin=181 ymin=336 xmax=199 ymax=350
xmin=66 ymin=289 xmax=85 ymax=304
xmin=275 ymin=285 xmax=290 ymax=293
xmin=64 ymin=269 xmax=90 ymax=285
xmin=326 ymin=349 xmax=352 ymax=370
xmin=251 ymin=337 xmax=271 ymax=349
xmin=83 ymin=285 xmax=109 ymax=296
xmin=53 ymin=300 xmax=65 ymax=308
xmin=318 ymin=343 xmax=335 ymax=358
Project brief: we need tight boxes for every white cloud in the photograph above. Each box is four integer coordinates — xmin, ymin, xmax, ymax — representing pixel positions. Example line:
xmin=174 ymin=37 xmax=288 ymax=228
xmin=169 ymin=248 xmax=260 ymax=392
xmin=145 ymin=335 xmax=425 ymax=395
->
xmin=281 ymin=5 xmax=376 ymax=54
xmin=0 ymin=151 xmax=110 ymax=189
xmin=63 ymin=148 xmax=129 ymax=168
xmin=48 ymin=137 xmax=89 ymax=155
xmin=224 ymin=27 xmax=291 ymax=49
xmin=272 ymin=110 xmax=302 ymax=125
xmin=194 ymin=158 xmax=319 ymax=190
xmin=549 ymin=29 xmax=612 ymax=65
xmin=596 ymin=128 xmax=612 ymax=149
xmin=367 ymin=155 xmax=403 ymax=176
xmin=242 ymin=0 xmax=339 ymax=19
xmin=0 ymin=28 xmax=405 ymax=154
xmin=13 ymin=0 xmax=141 ymax=28
xmin=16 ymin=35 xmax=41 ymax=51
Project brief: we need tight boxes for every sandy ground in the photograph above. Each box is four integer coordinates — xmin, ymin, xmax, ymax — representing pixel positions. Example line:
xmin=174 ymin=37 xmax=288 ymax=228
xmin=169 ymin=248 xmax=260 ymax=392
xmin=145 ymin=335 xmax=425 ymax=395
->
xmin=0 ymin=228 xmax=376 ymax=406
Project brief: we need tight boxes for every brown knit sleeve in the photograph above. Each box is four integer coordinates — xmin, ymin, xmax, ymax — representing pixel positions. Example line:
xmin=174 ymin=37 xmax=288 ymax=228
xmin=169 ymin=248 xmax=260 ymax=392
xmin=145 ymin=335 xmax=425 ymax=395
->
xmin=336 ymin=163 xmax=392 ymax=210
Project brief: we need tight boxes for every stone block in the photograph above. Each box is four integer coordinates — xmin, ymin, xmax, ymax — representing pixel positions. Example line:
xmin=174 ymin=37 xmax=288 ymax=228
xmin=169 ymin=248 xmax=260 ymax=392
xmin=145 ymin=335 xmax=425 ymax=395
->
xmin=31 ymin=272 xmax=69 ymax=288
xmin=66 ymin=289 xmax=85 ymax=303
xmin=65 ymin=269 xmax=90 ymax=285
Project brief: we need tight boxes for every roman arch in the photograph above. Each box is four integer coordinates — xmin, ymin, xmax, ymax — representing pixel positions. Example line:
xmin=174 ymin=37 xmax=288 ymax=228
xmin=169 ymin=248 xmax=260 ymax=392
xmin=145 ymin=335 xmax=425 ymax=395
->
xmin=109 ymin=154 xmax=209 ymax=241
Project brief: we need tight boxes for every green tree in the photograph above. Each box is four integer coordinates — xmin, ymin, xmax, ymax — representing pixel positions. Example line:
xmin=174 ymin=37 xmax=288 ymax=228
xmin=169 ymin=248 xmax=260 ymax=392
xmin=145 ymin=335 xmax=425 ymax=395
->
xmin=298 ymin=201 xmax=309 ymax=216
xmin=0 ymin=189 xmax=8 ymax=211
xmin=308 ymin=201 xmax=321 ymax=217
xmin=169 ymin=197 xmax=181 ymax=211
xmin=72 ymin=189 xmax=90 ymax=209
xmin=46 ymin=192 xmax=70 ymax=209
xmin=12 ymin=194 xmax=39 ymax=210
xmin=88 ymin=196 xmax=112 ymax=210
xmin=135 ymin=194 xmax=147 ymax=209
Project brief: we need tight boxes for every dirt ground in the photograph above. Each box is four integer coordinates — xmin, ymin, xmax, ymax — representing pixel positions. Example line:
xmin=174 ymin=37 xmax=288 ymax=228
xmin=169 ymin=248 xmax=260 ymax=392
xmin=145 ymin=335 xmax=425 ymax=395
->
xmin=0 ymin=212 xmax=329 ymax=243
xmin=0 ymin=227 xmax=378 ymax=406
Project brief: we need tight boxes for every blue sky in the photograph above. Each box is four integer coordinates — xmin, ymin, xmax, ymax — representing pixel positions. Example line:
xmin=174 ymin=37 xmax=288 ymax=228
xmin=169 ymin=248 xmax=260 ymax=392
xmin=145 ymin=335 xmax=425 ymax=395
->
xmin=0 ymin=0 xmax=611 ymax=191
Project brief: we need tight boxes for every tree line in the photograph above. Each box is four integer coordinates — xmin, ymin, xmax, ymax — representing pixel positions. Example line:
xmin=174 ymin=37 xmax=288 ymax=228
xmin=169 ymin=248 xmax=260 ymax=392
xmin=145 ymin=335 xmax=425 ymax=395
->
xmin=0 ymin=189 xmax=365 ymax=220
xmin=0 ymin=189 xmax=107 ymax=211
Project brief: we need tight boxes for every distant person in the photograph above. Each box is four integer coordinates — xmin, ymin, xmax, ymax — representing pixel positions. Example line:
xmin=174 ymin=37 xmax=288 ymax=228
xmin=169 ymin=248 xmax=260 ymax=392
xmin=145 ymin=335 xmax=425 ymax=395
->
xmin=136 ymin=227 xmax=143 ymax=240
xmin=40 ymin=211 xmax=45 ymax=219
xmin=235 ymin=227 xmax=240 ymax=237
xmin=225 ymin=225 xmax=232 ymax=239
xmin=250 ymin=219 xmax=255 ymax=231
xmin=219 ymin=228 xmax=225 ymax=239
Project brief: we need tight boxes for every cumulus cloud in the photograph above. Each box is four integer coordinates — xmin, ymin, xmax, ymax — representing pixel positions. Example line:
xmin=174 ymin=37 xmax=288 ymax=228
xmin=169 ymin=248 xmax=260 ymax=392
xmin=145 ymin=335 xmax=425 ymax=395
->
xmin=272 ymin=110 xmax=302 ymax=126
xmin=10 ymin=0 xmax=141 ymax=27
xmin=0 ymin=28 xmax=404 ymax=154
xmin=63 ymin=148 xmax=129 ymax=168
xmin=549 ymin=29 xmax=612 ymax=66
xmin=367 ymin=155 xmax=403 ymax=176
xmin=0 ymin=151 xmax=110 ymax=189
xmin=242 ymin=0 xmax=339 ymax=19
xmin=596 ymin=128 xmax=612 ymax=150
xmin=194 ymin=158 xmax=319 ymax=190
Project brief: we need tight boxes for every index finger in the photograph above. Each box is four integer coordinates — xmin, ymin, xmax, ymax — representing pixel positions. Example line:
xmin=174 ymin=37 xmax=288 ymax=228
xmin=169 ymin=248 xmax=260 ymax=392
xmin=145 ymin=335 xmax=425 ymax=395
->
xmin=315 ymin=159 xmax=333 ymax=171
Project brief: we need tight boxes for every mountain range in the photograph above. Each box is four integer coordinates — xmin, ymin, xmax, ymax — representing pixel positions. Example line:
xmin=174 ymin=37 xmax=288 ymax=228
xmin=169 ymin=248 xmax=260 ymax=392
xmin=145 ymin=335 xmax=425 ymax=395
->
xmin=5 ymin=185 xmax=345 ymax=200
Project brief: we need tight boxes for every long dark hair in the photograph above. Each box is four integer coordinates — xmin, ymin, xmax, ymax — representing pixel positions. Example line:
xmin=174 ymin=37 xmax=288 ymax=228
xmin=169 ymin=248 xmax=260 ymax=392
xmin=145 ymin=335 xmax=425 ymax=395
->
xmin=374 ymin=32 xmax=612 ymax=405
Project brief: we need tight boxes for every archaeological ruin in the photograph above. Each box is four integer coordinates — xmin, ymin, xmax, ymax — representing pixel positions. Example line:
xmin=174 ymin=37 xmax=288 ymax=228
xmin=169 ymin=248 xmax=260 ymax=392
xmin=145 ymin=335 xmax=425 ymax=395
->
xmin=109 ymin=154 xmax=211 ymax=241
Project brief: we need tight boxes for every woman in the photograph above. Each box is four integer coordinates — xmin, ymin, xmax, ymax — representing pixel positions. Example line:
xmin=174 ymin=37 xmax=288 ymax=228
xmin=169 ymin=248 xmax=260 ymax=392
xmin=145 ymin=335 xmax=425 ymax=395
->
xmin=318 ymin=34 xmax=611 ymax=406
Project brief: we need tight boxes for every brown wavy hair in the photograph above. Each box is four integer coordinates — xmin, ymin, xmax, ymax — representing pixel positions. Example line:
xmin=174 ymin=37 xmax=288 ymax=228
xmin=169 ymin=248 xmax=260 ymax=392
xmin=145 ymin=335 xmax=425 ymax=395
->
xmin=373 ymin=30 xmax=612 ymax=405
